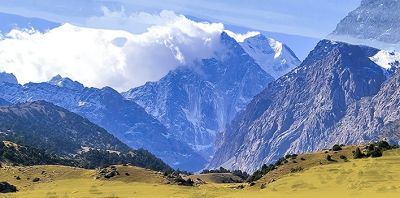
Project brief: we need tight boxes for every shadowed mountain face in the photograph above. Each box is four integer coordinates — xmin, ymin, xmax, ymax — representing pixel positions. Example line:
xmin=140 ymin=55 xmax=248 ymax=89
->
xmin=123 ymin=32 xmax=276 ymax=159
xmin=0 ymin=101 xmax=130 ymax=154
xmin=0 ymin=76 xmax=205 ymax=172
xmin=330 ymin=0 xmax=400 ymax=49
xmin=210 ymin=40 xmax=388 ymax=172
xmin=0 ymin=101 xmax=171 ymax=171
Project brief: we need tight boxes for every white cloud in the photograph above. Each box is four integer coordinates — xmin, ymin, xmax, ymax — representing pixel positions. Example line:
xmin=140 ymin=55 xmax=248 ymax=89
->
xmin=0 ymin=10 xmax=228 ymax=91
xmin=224 ymin=30 xmax=260 ymax=42
xmin=85 ymin=7 xmax=181 ymax=34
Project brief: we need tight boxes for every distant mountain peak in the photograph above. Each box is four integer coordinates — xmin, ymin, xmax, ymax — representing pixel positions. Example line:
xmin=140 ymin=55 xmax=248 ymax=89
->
xmin=239 ymin=33 xmax=300 ymax=79
xmin=48 ymin=75 xmax=84 ymax=91
xmin=330 ymin=0 xmax=400 ymax=49
xmin=219 ymin=32 xmax=247 ymax=54
xmin=0 ymin=12 xmax=60 ymax=35
xmin=0 ymin=72 xmax=18 ymax=85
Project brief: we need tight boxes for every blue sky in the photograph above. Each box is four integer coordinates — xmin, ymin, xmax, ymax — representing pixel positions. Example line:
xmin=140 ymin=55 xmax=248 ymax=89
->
xmin=0 ymin=0 xmax=361 ymax=38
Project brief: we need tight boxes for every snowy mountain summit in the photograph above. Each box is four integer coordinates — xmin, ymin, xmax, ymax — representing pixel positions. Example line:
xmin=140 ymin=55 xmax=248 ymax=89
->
xmin=238 ymin=34 xmax=300 ymax=79
xmin=48 ymin=75 xmax=85 ymax=91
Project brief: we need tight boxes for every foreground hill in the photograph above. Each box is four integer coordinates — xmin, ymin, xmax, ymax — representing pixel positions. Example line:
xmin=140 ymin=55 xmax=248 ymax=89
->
xmin=1 ymin=149 xmax=399 ymax=197
xmin=0 ymin=101 xmax=130 ymax=154
xmin=0 ymin=101 xmax=170 ymax=171
xmin=249 ymin=145 xmax=361 ymax=187
xmin=0 ymin=141 xmax=68 ymax=166
xmin=264 ymin=149 xmax=400 ymax=196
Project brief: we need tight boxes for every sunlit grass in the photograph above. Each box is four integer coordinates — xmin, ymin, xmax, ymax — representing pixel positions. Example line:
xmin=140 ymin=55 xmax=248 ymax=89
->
xmin=1 ymin=149 xmax=400 ymax=198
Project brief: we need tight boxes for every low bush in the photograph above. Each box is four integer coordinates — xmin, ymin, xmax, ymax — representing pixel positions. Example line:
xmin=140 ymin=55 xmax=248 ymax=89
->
xmin=332 ymin=144 xmax=342 ymax=151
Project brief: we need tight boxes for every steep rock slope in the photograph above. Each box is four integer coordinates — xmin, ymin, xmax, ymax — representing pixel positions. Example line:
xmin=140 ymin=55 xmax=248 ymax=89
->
xmin=210 ymin=40 xmax=387 ymax=172
xmin=325 ymin=69 xmax=400 ymax=146
xmin=123 ymin=32 xmax=275 ymax=159
xmin=0 ymin=75 xmax=205 ymax=171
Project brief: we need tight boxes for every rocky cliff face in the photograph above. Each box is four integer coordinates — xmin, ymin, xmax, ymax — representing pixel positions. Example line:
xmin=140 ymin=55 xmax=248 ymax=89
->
xmin=0 ymin=74 xmax=205 ymax=171
xmin=325 ymin=68 xmax=400 ymax=147
xmin=123 ymin=32 xmax=276 ymax=159
xmin=210 ymin=40 xmax=388 ymax=172
xmin=330 ymin=0 xmax=400 ymax=49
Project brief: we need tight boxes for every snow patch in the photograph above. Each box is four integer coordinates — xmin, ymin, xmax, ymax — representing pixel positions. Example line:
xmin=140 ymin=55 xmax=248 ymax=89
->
xmin=370 ymin=50 xmax=400 ymax=70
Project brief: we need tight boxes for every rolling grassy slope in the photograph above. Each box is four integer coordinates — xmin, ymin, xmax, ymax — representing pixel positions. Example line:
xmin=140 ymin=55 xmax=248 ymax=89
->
xmin=265 ymin=149 xmax=400 ymax=197
xmin=0 ymin=149 xmax=399 ymax=197
xmin=252 ymin=145 xmax=359 ymax=187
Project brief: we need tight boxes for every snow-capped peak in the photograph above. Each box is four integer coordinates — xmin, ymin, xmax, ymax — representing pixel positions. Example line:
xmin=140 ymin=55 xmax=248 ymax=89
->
xmin=48 ymin=75 xmax=84 ymax=91
xmin=238 ymin=34 xmax=301 ymax=79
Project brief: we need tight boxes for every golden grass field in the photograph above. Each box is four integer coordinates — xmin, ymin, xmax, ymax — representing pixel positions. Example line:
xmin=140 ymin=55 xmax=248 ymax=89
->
xmin=1 ymin=149 xmax=400 ymax=198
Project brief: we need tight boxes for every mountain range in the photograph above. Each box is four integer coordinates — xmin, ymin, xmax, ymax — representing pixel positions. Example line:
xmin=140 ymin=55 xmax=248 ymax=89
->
xmin=0 ymin=0 xmax=400 ymax=175
xmin=0 ymin=31 xmax=299 ymax=171
xmin=0 ymin=74 xmax=205 ymax=171
xmin=0 ymin=27 xmax=300 ymax=171
xmin=123 ymin=32 xmax=299 ymax=160
xmin=209 ymin=40 xmax=394 ymax=172
xmin=209 ymin=0 xmax=400 ymax=172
